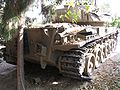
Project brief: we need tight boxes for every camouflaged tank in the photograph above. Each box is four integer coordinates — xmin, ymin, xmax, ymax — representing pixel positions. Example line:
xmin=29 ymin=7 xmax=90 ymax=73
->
xmin=3 ymin=5 xmax=118 ymax=80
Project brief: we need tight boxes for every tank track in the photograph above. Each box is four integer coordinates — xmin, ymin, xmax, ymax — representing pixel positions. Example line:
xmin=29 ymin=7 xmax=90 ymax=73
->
xmin=58 ymin=49 xmax=93 ymax=80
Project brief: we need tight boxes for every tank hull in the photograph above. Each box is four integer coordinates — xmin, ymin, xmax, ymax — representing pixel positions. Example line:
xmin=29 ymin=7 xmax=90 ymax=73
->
xmin=3 ymin=23 xmax=118 ymax=79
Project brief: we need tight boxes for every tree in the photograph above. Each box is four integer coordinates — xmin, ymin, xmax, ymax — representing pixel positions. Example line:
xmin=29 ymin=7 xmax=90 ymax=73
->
xmin=0 ymin=1 xmax=33 ymax=90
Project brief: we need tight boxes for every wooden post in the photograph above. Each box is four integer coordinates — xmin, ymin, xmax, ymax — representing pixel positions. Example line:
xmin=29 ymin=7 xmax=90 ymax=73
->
xmin=17 ymin=16 xmax=25 ymax=90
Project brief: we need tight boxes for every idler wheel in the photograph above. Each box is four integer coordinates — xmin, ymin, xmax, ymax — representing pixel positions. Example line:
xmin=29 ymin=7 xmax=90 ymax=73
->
xmin=83 ymin=53 xmax=95 ymax=76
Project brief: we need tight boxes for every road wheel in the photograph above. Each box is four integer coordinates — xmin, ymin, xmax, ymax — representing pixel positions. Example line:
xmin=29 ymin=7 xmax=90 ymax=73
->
xmin=94 ymin=45 xmax=103 ymax=68
xmin=83 ymin=53 xmax=95 ymax=76
xmin=100 ymin=44 xmax=107 ymax=62
xmin=105 ymin=42 xmax=110 ymax=55
xmin=109 ymin=39 xmax=114 ymax=52
xmin=112 ymin=39 xmax=117 ymax=51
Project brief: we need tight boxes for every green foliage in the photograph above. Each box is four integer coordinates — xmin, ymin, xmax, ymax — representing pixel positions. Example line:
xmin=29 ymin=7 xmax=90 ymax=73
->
xmin=111 ymin=16 xmax=120 ymax=28
xmin=60 ymin=0 xmax=80 ymax=23
xmin=0 ymin=16 xmax=19 ymax=41
xmin=59 ymin=0 xmax=96 ymax=23
xmin=0 ymin=0 xmax=34 ymax=42
xmin=66 ymin=0 xmax=75 ymax=7
xmin=60 ymin=9 xmax=80 ymax=23
xmin=2 ymin=0 xmax=33 ymax=22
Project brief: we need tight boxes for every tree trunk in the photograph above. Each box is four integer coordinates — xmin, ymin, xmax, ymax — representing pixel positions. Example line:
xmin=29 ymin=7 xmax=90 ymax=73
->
xmin=17 ymin=22 xmax=25 ymax=90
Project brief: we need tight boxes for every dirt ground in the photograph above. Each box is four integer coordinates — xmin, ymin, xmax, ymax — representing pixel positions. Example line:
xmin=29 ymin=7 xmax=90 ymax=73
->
xmin=25 ymin=52 xmax=120 ymax=90
xmin=0 ymin=34 xmax=120 ymax=90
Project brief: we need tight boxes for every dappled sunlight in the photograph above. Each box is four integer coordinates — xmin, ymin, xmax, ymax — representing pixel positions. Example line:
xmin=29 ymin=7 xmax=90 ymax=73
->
xmin=52 ymin=81 xmax=59 ymax=85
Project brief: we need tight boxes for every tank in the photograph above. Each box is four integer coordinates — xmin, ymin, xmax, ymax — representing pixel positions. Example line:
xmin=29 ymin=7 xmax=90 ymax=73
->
xmin=3 ymin=5 xmax=118 ymax=80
